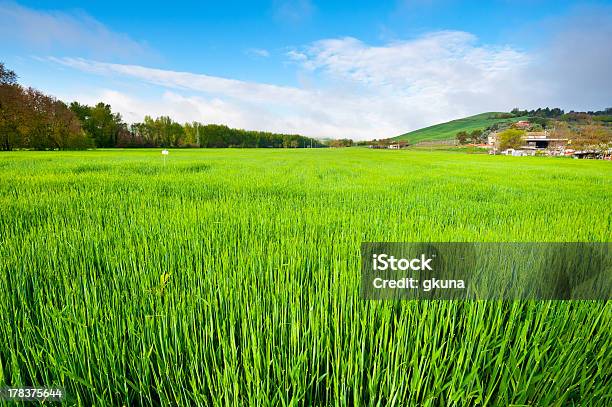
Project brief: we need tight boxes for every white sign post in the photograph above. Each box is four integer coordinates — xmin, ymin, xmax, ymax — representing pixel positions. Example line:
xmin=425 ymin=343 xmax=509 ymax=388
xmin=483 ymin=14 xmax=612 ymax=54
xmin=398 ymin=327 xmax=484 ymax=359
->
xmin=161 ymin=149 xmax=169 ymax=166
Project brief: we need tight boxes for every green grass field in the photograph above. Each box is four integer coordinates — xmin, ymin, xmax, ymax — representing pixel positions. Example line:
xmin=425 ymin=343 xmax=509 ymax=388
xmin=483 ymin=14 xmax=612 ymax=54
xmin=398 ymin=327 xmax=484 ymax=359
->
xmin=393 ymin=112 xmax=527 ymax=143
xmin=0 ymin=149 xmax=610 ymax=405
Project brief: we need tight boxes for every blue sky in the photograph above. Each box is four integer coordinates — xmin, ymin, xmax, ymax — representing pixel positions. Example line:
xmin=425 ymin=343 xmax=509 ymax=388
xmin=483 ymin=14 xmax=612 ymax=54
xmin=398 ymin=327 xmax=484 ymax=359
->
xmin=1 ymin=0 xmax=611 ymax=139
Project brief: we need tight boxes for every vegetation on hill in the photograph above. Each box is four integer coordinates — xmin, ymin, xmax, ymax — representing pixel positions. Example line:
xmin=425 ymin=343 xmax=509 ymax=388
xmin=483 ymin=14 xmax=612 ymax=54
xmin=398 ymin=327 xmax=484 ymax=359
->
xmin=391 ymin=112 xmax=527 ymax=143
xmin=391 ymin=107 xmax=611 ymax=151
xmin=512 ymin=106 xmax=612 ymax=119
xmin=464 ymin=109 xmax=612 ymax=152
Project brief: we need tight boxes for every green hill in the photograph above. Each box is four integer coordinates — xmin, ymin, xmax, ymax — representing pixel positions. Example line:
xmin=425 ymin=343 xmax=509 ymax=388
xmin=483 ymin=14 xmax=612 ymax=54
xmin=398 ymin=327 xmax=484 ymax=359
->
xmin=392 ymin=112 xmax=526 ymax=143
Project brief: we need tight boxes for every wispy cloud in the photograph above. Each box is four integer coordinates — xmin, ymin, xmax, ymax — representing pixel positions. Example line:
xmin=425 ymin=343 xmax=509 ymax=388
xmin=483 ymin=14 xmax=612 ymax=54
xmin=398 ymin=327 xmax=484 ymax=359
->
xmin=289 ymin=31 xmax=530 ymax=92
xmin=48 ymin=57 xmax=307 ymax=103
xmin=48 ymin=56 xmax=407 ymax=139
xmin=246 ymin=48 xmax=271 ymax=58
xmin=0 ymin=1 xmax=153 ymax=62
xmin=273 ymin=0 xmax=315 ymax=23
xmin=47 ymin=28 xmax=531 ymax=140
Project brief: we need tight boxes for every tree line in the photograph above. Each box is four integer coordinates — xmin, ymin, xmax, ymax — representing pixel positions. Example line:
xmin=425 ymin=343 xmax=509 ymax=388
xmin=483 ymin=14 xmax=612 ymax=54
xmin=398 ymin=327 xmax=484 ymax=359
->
xmin=511 ymin=107 xmax=611 ymax=119
xmin=126 ymin=119 xmax=325 ymax=148
xmin=511 ymin=107 xmax=565 ymax=118
xmin=0 ymin=63 xmax=324 ymax=150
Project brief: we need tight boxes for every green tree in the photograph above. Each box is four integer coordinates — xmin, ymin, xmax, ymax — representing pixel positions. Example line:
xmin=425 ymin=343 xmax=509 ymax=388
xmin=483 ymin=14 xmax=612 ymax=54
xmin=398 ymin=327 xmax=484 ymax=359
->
xmin=0 ymin=62 xmax=18 ymax=85
xmin=70 ymin=102 xmax=124 ymax=147
xmin=469 ymin=129 xmax=483 ymax=143
xmin=498 ymin=128 xmax=525 ymax=150
xmin=182 ymin=122 xmax=201 ymax=147
xmin=456 ymin=131 xmax=470 ymax=144
xmin=328 ymin=138 xmax=353 ymax=147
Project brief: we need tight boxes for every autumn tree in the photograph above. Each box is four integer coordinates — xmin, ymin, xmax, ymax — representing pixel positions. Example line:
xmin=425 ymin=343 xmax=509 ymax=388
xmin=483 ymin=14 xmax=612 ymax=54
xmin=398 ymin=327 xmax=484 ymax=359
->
xmin=456 ymin=131 xmax=470 ymax=144
xmin=1 ymin=62 xmax=91 ymax=150
xmin=571 ymin=124 xmax=612 ymax=151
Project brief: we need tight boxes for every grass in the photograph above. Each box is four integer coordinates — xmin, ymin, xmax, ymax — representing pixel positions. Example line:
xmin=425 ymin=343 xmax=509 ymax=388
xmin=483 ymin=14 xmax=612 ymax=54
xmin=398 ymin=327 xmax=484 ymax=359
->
xmin=407 ymin=145 xmax=490 ymax=154
xmin=0 ymin=148 xmax=610 ymax=406
xmin=393 ymin=112 xmax=528 ymax=143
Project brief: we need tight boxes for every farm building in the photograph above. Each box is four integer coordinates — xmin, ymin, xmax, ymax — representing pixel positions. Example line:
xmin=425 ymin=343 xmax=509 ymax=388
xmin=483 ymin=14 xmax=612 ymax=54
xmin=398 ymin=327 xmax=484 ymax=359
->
xmin=500 ymin=148 xmax=534 ymax=156
xmin=523 ymin=132 xmax=568 ymax=149
xmin=514 ymin=120 xmax=530 ymax=129
xmin=573 ymin=149 xmax=612 ymax=159
xmin=488 ymin=130 xmax=570 ymax=156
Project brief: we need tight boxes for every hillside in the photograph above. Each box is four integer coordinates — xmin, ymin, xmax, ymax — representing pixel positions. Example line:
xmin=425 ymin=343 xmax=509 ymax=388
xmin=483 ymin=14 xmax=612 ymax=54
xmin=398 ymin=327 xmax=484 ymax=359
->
xmin=392 ymin=112 xmax=526 ymax=143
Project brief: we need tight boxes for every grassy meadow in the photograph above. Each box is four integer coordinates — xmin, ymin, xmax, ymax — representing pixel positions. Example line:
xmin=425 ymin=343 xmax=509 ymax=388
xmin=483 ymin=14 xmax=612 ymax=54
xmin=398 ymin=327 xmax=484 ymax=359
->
xmin=0 ymin=148 xmax=610 ymax=405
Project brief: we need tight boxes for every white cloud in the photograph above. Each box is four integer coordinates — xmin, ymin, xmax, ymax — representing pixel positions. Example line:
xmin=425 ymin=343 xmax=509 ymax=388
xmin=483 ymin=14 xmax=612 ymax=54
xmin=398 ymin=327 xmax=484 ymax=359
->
xmin=286 ymin=50 xmax=307 ymax=62
xmin=0 ymin=1 xmax=151 ymax=61
xmin=273 ymin=0 xmax=315 ymax=23
xmin=48 ymin=57 xmax=308 ymax=103
xmin=71 ymin=89 xmax=248 ymax=126
xmin=47 ymin=29 xmax=533 ymax=140
xmin=48 ymin=56 xmax=417 ymax=138
xmin=290 ymin=32 xmax=532 ymax=100
xmin=246 ymin=48 xmax=271 ymax=58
